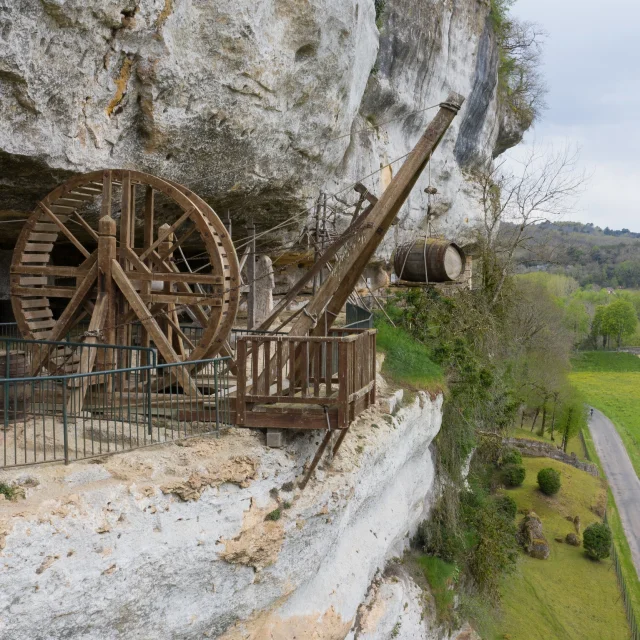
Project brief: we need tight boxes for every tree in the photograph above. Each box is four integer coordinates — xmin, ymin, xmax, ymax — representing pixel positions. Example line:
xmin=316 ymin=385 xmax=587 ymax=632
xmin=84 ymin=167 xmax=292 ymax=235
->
xmin=590 ymin=305 xmax=608 ymax=349
xmin=556 ymin=394 xmax=587 ymax=453
xmin=563 ymin=298 xmax=590 ymax=346
xmin=601 ymin=299 xmax=637 ymax=348
xmin=490 ymin=0 xmax=548 ymax=131
xmin=468 ymin=501 xmax=518 ymax=601
xmin=583 ymin=523 xmax=612 ymax=561
xmin=473 ymin=144 xmax=588 ymax=306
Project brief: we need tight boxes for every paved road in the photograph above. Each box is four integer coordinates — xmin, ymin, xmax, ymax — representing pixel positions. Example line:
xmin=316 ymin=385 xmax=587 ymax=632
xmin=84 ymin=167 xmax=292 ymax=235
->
xmin=589 ymin=408 xmax=640 ymax=576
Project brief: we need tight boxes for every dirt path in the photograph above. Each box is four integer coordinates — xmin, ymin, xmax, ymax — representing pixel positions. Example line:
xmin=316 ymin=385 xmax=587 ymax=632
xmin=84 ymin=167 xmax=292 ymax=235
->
xmin=589 ymin=408 xmax=640 ymax=577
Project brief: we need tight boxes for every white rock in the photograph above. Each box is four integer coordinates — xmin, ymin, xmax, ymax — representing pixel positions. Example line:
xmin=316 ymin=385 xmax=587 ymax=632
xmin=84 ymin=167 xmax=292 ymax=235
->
xmin=0 ymin=393 xmax=444 ymax=639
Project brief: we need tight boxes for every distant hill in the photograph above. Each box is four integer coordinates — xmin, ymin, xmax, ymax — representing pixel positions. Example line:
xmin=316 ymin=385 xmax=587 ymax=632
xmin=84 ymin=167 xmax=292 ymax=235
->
xmin=505 ymin=221 xmax=640 ymax=288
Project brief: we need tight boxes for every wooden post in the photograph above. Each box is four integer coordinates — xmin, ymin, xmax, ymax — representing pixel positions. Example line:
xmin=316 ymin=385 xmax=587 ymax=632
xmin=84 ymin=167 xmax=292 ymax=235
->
xmin=158 ymin=223 xmax=185 ymax=358
xmin=313 ymin=194 xmax=321 ymax=295
xmin=141 ymin=186 xmax=154 ymax=366
xmin=118 ymin=171 xmax=132 ymax=366
xmin=247 ymin=222 xmax=256 ymax=330
xmin=99 ymin=215 xmax=117 ymax=362
xmin=236 ymin=338 xmax=247 ymax=425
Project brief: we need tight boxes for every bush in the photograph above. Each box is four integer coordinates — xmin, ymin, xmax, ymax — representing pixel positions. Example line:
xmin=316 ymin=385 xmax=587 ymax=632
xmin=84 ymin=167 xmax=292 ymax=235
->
xmin=502 ymin=464 xmax=526 ymax=488
xmin=494 ymin=495 xmax=518 ymax=519
xmin=537 ymin=468 xmax=561 ymax=496
xmin=500 ymin=448 xmax=523 ymax=467
xmin=265 ymin=509 xmax=281 ymax=521
xmin=583 ymin=522 xmax=612 ymax=560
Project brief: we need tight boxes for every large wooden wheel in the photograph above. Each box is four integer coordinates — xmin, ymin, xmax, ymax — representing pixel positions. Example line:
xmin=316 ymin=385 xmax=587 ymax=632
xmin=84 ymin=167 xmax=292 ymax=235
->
xmin=10 ymin=170 xmax=240 ymax=381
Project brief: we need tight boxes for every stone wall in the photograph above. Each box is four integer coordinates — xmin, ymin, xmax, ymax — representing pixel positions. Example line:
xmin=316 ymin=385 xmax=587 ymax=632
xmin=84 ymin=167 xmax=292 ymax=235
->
xmin=505 ymin=437 xmax=600 ymax=477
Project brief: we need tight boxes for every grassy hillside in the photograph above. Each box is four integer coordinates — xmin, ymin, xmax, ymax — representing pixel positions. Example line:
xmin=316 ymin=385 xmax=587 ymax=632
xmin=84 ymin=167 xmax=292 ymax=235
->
xmin=375 ymin=322 xmax=444 ymax=392
xmin=570 ymin=351 xmax=640 ymax=478
xmin=496 ymin=457 xmax=629 ymax=640
xmin=572 ymin=350 xmax=640 ymax=373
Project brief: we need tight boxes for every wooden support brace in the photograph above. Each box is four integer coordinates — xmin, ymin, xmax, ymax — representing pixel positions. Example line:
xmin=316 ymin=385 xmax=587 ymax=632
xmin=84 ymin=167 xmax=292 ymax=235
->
xmin=299 ymin=421 xmax=333 ymax=490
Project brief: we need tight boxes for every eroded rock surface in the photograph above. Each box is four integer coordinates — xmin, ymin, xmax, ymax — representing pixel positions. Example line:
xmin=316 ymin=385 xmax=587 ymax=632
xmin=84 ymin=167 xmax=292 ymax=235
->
xmin=0 ymin=0 xmax=526 ymax=249
xmin=0 ymin=391 xmax=443 ymax=639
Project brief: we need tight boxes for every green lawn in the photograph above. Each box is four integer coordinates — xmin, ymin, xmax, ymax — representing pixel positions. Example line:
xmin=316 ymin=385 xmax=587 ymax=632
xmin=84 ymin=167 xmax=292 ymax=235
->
xmin=375 ymin=322 xmax=444 ymax=392
xmin=607 ymin=490 xmax=640 ymax=616
xmin=496 ymin=457 xmax=630 ymax=640
xmin=570 ymin=352 xmax=640 ymax=478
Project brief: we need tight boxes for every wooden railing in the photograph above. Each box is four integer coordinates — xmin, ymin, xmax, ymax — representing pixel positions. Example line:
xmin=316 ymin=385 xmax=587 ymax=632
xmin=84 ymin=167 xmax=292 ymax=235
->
xmin=235 ymin=328 xmax=376 ymax=430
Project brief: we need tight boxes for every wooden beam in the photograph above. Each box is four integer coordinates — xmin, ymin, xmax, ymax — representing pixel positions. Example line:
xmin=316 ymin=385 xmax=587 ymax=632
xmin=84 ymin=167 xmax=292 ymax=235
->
xmin=120 ymin=270 xmax=223 ymax=285
xmin=67 ymin=293 xmax=108 ymax=414
xmin=256 ymin=199 xmax=377 ymax=331
xmin=72 ymin=212 xmax=100 ymax=242
xmin=139 ymin=294 xmax=223 ymax=306
xmin=28 ymin=263 xmax=99 ymax=374
xmin=111 ymin=259 xmax=201 ymax=398
xmin=139 ymin=207 xmax=195 ymax=261
xmin=299 ymin=428 xmax=333 ymax=489
xmin=12 ymin=265 xmax=93 ymax=277
xmin=38 ymin=204 xmax=90 ymax=258
xmin=141 ymin=186 xmax=154 ymax=362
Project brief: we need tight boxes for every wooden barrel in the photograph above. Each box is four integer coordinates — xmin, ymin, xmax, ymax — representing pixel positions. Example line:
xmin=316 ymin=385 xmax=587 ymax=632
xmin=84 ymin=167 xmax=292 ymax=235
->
xmin=394 ymin=239 xmax=465 ymax=283
xmin=0 ymin=351 xmax=32 ymax=413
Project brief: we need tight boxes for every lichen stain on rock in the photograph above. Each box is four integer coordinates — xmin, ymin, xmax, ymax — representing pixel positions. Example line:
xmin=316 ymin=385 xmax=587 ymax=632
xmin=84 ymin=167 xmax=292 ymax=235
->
xmin=156 ymin=0 xmax=174 ymax=30
xmin=106 ymin=56 xmax=134 ymax=117
xmin=219 ymin=498 xmax=285 ymax=571
xmin=160 ymin=455 xmax=258 ymax=501
xmin=219 ymin=604 xmax=351 ymax=640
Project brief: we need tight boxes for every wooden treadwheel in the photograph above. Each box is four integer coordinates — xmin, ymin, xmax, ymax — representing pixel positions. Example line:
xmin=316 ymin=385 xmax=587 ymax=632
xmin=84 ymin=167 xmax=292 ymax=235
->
xmin=10 ymin=169 xmax=240 ymax=380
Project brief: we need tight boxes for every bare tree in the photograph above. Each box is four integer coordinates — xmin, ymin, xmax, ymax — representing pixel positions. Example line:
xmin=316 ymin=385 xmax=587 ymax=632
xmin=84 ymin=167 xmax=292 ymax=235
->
xmin=498 ymin=20 xmax=548 ymax=124
xmin=474 ymin=144 xmax=588 ymax=305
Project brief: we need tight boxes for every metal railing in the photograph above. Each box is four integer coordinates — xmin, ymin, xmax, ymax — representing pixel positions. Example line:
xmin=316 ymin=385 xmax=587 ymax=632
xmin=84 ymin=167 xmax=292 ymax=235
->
xmin=0 ymin=322 xmax=287 ymax=356
xmin=0 ymin=323 xmax=21 ymax=339
xmin=0 ymin=336 xmax=156 ymax=377
xmin=345 ymin=302 xmax=374 ymax=330
xmin=0 ymin=357 xmax=231 ymax=468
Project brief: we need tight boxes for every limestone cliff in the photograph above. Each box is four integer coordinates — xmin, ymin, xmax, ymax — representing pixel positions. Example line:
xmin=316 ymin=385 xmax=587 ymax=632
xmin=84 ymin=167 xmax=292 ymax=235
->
xmin=0 ymin=0 xmax=525 ymax=248
xmin=0 ymin=389 xmax=446 ymax=639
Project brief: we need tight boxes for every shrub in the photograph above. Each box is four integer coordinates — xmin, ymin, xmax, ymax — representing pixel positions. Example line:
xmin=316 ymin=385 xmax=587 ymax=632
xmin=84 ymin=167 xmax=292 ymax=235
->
xmin=500 ymin=448 xmax=523 ymax=467
xmin=502 ymin=464 xmax=526 ymax=488
xmin=537 ymin=468 xmax=561 ymax=496
xmin=265 ymin=509 xmax=281 ymax=522
xmin=494 ymin=495 xmax=518 ymax=519
xmin=583 ymin=522 xmax=612 ymax=560
xmin=0 ymin=482 xmax=20 ymax=501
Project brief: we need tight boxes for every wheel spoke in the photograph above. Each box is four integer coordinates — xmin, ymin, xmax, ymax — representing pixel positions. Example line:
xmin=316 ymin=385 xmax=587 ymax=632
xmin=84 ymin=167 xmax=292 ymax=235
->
xmin=38 ymin=203 xmax=91 ymax=258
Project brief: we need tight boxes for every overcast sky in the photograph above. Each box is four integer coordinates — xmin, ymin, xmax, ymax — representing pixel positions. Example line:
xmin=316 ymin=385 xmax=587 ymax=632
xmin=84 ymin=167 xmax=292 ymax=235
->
xmin=509 ymin=0 xmax=640 ymax=231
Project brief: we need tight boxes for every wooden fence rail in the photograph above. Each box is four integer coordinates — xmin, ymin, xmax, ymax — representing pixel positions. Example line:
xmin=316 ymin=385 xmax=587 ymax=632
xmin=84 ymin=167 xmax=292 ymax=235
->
xmin=235 ymin=329 xmax=376 ymax=430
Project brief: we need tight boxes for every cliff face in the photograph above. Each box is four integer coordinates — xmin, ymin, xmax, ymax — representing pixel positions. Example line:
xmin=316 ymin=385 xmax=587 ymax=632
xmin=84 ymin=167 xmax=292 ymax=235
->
xmin=0 ymin=391 xmax=445 ymax=639
xmin=0 ymin=0 xmax=524 ymax=247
